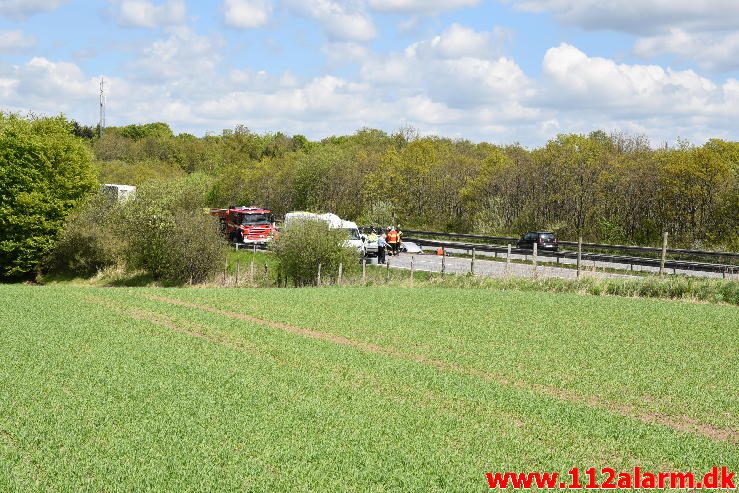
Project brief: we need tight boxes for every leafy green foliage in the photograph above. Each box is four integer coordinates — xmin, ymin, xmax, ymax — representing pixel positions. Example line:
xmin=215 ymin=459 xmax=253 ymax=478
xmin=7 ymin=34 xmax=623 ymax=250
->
xmin=121 ymin=175 xmax=226 ymax=284
xmin=84 ymin=122 xmax=739 ymax=249
xmin=0 ymin=114 xmax=96 ymax=280
xmin=97 ymin=158 xmax=185 ymax=186
xmin=271 ymin=219 xmax=359 ymax=286
xmin=46 ymin=192 xmax=123 ymax=276
xmin=46 ymin=173 xmax=225 ymax=284
xmin=118 ymin=122 xmax=174 ymax=141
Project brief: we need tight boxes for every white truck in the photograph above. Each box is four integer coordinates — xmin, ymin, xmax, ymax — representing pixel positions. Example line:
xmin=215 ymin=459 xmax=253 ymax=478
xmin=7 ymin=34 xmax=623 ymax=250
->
xmin=284 ymin=211 xmax=366 ymax=256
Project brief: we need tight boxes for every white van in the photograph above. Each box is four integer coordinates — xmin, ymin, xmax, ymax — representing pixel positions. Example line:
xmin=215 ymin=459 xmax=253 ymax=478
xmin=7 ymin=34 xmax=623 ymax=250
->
xmin=283 ymin=212 xmax=366 ymax=256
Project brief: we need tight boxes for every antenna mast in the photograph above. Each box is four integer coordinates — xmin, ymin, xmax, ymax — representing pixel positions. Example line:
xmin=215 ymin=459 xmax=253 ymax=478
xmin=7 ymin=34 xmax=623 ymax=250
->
xmin=99 ymin=77 xmax=106 ymax=138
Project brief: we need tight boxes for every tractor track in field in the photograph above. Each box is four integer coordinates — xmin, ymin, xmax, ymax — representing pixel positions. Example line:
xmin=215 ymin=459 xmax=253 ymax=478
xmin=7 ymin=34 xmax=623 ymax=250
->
xmin=82 ymin=294 xmax=275 ymax=363
xmin=85 ymin=293 xmax=738 ymax=445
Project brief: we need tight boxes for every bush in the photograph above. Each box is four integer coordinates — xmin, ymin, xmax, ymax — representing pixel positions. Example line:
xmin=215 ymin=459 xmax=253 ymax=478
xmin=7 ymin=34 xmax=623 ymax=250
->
xmin=159 ymin=211 xmax=227 ymax=284
xmin=121 ymin=175 xmax=226 ymax=284
xmin=46 ymin=193 xmax=123 ymax=277
xmin=272 ymin=219 xmax=359 ymax=286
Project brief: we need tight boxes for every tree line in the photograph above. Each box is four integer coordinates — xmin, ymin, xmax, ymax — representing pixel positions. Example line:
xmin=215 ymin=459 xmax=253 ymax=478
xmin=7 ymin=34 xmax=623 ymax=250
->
xmin=90 ymin=123 xmax=738 ymax=250
xmin=2 ymin=114 xmax=737 ymax=280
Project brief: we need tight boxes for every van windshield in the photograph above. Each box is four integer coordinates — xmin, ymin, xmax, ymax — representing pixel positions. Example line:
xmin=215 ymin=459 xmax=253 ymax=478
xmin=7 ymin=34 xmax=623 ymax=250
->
xmin=346 ymin=228 xmax=360 ymax=240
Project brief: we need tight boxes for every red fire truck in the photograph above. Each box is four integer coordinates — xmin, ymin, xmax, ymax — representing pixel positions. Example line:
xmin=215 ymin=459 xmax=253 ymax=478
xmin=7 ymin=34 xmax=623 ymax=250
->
xmin=209 ymin=206 xmax=277 ymax=245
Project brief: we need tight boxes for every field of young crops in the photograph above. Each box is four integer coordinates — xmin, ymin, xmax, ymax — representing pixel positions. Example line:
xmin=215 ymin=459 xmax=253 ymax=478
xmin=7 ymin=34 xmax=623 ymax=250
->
xmin=1 ymin=284 xmax=737 ymax=491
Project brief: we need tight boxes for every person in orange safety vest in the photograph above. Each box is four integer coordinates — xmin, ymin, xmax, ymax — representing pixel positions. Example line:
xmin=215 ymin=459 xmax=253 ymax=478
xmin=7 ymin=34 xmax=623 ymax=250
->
xmin=386 ymin=227 xmax=399 ymax=255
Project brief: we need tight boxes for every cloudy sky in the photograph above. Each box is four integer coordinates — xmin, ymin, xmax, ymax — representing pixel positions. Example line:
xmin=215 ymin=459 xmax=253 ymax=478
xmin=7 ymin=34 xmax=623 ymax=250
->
xmin=0 ymin=0 xmax=737 ymax=146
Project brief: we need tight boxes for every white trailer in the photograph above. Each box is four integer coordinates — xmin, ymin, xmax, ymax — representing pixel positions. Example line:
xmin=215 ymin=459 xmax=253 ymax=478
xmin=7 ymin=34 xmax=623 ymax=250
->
xmin=101 ymin=183 xmax=136 ymax=202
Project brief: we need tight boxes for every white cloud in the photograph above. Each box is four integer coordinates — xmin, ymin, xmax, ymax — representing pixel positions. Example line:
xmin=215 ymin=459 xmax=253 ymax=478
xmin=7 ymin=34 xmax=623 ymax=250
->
xmin=508 ymin=0 xmax=739 ymax=34
xmin=367 ymin=0 xmax=479 ymax=14
xmin=130 ymin=28 xmax=222 ymax=83
xmin=322 ymin=42 xmax=369 ymax=66
xmin=222 ymin=0 xmax=271 ymax=29
xmin=540 ymin=43 xmax=737 ymax=122
xmin=0 ymin=30 xmax=36 ymax=53
xmin=362 ymin=24 xmax=530 ymax=108
xmin=408 ymin=23 xmax=510 ymax=60
xmin=0 ymin=57 xmax=103 ymax=121
xmin=111 ymin=0 xmax=186 ymax=28
xmin=1 ymin=20 xmax=736 ymax=146
xmin=635 ymin=29 xmax=739 ymax=72
xmin=284 ymin=0 xmax=376 ymax=42
xmin=0 ymin=0 xmax=64 ymax=19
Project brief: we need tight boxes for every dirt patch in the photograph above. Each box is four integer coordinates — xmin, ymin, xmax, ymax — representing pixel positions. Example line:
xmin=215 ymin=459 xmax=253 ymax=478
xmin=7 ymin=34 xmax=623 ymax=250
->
xmin=129 ymin=293 xmax=739 ymax=445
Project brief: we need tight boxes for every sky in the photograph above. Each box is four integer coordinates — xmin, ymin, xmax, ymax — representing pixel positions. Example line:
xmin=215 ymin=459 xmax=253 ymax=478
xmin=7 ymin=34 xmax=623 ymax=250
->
xmin=0 ymin=0 xmax=737 ymax=147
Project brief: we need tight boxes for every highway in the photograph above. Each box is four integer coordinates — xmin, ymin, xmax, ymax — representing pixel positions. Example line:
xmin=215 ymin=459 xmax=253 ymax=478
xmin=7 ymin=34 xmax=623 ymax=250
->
xmin=400 ymin=238 xmax=738 ymax=280
xmin=386 ymin=251 xmax=637 ymax=280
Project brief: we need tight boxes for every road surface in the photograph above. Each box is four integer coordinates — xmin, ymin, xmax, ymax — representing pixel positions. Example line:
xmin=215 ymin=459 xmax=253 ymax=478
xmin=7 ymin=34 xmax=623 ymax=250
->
xmin=385 ymin=251 xmax=635 ymax=280
xmin=427 ymin=246 xmax=735 ymax=280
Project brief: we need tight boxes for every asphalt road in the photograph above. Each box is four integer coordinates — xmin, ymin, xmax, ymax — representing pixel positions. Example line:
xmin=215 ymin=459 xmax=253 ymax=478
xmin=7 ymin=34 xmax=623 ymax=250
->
xmin=429 ymin=246 xmax=735 ymax=280
xmin=384 ymin=251 xmax=636 ymax=280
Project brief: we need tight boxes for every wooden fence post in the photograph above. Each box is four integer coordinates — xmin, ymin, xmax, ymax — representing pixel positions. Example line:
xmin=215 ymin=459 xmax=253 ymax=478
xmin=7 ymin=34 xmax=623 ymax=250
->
xmin=317 ymin=263 xmax=321 ymax=286
xmin=250 ymin=260 xmax=255 ymax=283
xmin=264 ymin=263 xmax=268 ymax=282
xmin=386 ymin=258 xmax=390 ymax=282
xmin=236 ymin=260 xmax=240 ymax=286
xmin=338 ymin=263 xmax=343 ymax=286
xmin=441 ymin=248 xmax=446 ymax=275
xmin=362 ymin=259 xmax=366 ymax=284
xmin=659 ymin=231 xmax=668 ymax=276
xmin=532 ymin=242 xmax=538 ymax=280
xmin=577 ymin=236 xmax=582 ymax=279
xmin=471 ymin=248 xmax=475 ymax=275
xmin=506 ymin=244 xmax=511 ymax=277
xmin=224 ymin=256 xmax=228 ymax=285
xmin=410 ymin=255 xmax=414 ymax=287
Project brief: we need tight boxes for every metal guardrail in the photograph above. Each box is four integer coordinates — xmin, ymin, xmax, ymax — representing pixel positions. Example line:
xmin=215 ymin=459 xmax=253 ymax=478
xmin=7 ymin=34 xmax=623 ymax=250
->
xmin=403 ymin=230 xmax=739 ymax=260
xmin=404 ymin=237 xmax=739 ymax=276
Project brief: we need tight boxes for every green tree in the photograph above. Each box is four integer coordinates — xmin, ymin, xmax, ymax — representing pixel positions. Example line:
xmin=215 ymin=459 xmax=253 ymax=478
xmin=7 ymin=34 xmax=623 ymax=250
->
xmin=119 ymin=122 xmax=174 ymax=141
xmin=121 ymin=174 xmax=226 ymax=284
xmin=0 ymin=114 xmax=97 ymax=280
xmin=47 ymin=192 xmax=123 ymax=277
xmin=272 ymin=218 xmax=358 ymax=287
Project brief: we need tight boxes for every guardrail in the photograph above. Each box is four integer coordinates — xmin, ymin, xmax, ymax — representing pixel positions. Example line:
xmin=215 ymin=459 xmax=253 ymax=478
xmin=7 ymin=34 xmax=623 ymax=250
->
xmin=404 ymin=237 xmax=739 ymax=276
xmin=403 ymin=230 xmax=739 ymax=260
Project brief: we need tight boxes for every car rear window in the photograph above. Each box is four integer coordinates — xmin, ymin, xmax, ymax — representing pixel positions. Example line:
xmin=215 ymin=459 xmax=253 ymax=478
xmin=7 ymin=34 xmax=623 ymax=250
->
xmin=539 ymin=233 xmax=555 ymax=241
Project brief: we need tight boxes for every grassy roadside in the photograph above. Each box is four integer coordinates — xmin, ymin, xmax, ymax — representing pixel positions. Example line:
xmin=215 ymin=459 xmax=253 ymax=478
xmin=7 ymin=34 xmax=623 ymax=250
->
xmin=38 ymin=249 xmax=739 ymax=306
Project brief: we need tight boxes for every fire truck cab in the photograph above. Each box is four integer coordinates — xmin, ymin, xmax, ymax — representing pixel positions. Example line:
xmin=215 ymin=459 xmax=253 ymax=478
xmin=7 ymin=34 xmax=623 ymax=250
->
xmin=210 ymin=206 xmax=277 ymax=246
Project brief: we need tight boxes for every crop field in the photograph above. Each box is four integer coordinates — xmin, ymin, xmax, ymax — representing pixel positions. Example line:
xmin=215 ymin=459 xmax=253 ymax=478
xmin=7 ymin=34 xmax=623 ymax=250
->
xmin=1 ymin=284 xmax=737 ymax=491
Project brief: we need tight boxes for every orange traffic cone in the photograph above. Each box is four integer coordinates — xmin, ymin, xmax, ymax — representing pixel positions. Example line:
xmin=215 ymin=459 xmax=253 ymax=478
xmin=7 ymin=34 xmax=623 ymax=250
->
xmin=436 ymin=247 xmax=444 ymax=256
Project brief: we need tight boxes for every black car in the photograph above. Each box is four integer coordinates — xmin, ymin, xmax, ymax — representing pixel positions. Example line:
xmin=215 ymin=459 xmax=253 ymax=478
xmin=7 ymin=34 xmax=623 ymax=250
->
xmin=517 ymin=231 xmax=558 ymax=251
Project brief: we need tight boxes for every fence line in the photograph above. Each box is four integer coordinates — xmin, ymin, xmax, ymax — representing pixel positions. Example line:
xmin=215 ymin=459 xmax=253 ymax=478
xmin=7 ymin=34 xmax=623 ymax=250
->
xmin=403 ymin=230 xmax=739 ymax=260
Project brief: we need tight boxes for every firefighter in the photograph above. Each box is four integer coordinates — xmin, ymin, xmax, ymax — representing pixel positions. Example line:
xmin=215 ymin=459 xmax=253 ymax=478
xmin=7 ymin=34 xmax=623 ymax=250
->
xmin=387 ymin=226 xmax=399 ymax=256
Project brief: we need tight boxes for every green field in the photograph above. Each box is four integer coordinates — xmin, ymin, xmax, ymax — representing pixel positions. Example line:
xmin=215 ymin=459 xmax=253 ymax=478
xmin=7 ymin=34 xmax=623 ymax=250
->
xmin=1 ymin=284 xmax=737 ymax=491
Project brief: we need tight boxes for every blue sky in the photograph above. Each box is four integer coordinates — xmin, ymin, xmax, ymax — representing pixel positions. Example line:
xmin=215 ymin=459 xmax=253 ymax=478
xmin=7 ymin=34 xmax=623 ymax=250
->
xmin=0 ymin=0 xmax=737 ymax=146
